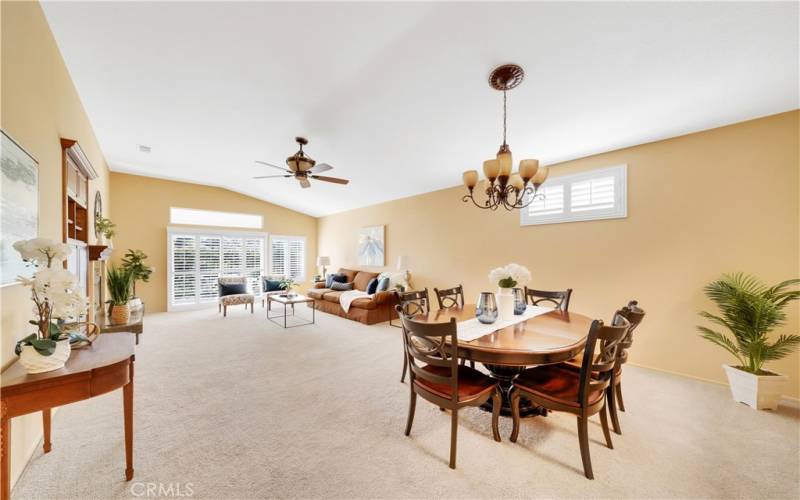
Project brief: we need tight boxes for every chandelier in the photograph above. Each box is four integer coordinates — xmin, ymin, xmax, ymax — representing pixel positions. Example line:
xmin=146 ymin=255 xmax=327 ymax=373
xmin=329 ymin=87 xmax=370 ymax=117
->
xmin=462 ymin=64 xmax=549 ymax=210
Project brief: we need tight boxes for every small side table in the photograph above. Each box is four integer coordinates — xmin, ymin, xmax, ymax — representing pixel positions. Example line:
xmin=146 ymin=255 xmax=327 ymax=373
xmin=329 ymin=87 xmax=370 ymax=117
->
xmin=266 ymin=294 xmax=316 ymax=328
xmin=99 ymin=304 xmax=145 ymax=344
xmin=1 ymin=334 xmax=136 ymax=500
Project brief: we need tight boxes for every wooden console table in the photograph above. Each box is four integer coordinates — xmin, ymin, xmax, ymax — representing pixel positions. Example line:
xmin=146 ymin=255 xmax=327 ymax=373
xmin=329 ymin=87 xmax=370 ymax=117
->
xmin=0 ymin=334 xmax=135 ymax=500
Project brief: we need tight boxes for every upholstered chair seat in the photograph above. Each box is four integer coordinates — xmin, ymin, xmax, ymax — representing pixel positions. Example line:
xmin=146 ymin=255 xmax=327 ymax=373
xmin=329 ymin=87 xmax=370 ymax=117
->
xmin=414 ymin=365 xmax=498 ymax=402
xmin=218 ymin=276 xmax=254 ymax=316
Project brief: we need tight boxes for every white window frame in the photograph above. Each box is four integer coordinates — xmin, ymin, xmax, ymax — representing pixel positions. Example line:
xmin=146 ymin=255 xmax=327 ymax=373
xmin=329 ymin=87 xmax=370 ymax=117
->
xmin=520 ymin=164 xmax=627 ymax=226
xmin=269 ymin=235 xmax=306 ymax=282
xmin=167 ymin=227 xmax=267 ymax=311
xmin=169 ymin=207 xmax=263 ymax=229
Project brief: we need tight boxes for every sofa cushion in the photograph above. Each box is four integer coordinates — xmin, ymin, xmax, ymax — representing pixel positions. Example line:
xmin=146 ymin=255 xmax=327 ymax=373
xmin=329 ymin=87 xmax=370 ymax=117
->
xmin=338 ymin=268 xmax=359 ymax=283
xmin=307 ymin=288 xmax=330 ymax=300
xmin=219 ymin=282 xmax=247 ymax=296
xmin=330 ymin=281 xmax=353 ymax=291
xmin=366 ymin=278 xmax=379 ymax=294
xmin=324 ymin=290 xmax=343 ymax=303
xmin=353 ymin=271 xmax=379 ymax=291
xmin=350 ymin=297 xmax=377 ymax=310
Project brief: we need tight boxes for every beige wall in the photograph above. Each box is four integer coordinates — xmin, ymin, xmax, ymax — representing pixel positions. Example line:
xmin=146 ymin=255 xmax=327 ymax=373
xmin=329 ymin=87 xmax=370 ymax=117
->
xmin=318 ymin=111 xmax=800 ymax=399
xmin=109 ymin=173 xmax=318 ymax=312
xmin=0 ymin=1 xmax=113 ymax=487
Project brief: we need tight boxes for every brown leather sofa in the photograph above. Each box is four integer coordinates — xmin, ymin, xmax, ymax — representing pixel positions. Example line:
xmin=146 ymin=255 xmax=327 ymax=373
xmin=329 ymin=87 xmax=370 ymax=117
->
xmin=306 ymin=268 xmax=398 ymax=325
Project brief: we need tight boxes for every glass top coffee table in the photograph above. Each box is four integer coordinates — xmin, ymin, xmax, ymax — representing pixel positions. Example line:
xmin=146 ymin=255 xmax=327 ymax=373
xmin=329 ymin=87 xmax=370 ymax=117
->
xmin=266 ymin=294 xmax=316 ymax=328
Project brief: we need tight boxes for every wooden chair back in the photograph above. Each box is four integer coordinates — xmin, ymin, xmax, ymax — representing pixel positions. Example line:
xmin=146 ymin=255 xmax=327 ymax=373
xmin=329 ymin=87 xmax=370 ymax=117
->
xmin=614 ymin=300 xmax=646 ymax=367
xmin=396 ymin=306 xmax=460 ymax=404
xmin=397 ymin=289 xmax=430 ymax=317
xmin=578 ymin=314 xmax=630 ymax=406
xmin=434 ymin=285 xmax=465 ymax=309
xmin=524 ymin=287 xmax=573 ymax=311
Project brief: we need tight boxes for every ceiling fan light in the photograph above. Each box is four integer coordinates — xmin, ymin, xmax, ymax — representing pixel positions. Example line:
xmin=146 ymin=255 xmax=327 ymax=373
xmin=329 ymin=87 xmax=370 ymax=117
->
xmin=298 ymin=158 xmax=313 ymax=171
xmin=483 ymin=159 xmax=500 ymax=180
xmin=519 ymin=159 xmax=539 ymax=181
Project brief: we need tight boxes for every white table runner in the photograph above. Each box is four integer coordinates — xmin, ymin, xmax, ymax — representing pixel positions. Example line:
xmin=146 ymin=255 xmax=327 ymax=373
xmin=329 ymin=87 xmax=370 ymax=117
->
xmin=457 ymin=305 xmax=553 ymax=342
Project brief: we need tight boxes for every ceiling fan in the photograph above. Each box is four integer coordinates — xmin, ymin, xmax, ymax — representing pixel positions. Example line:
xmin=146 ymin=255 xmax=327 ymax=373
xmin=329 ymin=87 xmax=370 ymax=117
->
xmin=253 ymin=137 xmax=350 ymax=189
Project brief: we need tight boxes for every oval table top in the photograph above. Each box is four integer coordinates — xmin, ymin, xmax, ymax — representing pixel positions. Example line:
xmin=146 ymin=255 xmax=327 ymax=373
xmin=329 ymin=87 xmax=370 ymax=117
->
xmin=412 ymin=304 xmax=593 ymax=366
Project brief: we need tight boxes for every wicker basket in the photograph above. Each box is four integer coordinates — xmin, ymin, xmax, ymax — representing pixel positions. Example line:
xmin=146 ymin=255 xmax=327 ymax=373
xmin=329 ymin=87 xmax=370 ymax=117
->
xmin=110 ymin=304 xmax=131 ymax=325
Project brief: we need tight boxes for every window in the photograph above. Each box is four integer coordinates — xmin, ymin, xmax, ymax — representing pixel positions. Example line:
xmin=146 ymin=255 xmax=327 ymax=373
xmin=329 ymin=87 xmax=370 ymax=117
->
xmin=521 ymin=165 xmax=627 ymax=226
xmin=270 ymin=236 xmax=306 ymax=281
xmin=168 ymin=229 xmax=265 ymax=309
xmin=170 ymin=207 xmax=262 ymax=229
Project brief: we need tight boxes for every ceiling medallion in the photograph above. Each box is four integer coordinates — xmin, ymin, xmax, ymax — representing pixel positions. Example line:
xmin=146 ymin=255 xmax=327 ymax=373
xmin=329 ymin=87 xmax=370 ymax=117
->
xmin=462 ymin=64 xmax=549 ymax=211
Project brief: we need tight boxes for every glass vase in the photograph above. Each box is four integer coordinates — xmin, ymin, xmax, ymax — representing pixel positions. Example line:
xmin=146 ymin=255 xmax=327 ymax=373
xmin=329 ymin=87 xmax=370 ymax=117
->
xmin=513 ymin=288 xmax=527 ymax=315
xmin=476 ymin=292 xmax=498 ymax=324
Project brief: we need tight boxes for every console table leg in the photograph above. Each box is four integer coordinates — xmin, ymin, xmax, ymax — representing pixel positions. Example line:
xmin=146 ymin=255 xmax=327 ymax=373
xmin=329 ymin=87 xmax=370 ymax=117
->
xmin=2 ymin=401 xmax=9 ymax=500
xmin=123 ymin=365 xmax=134 ymax=481
xmin=42 ymin=409 xmax=51 ymax=453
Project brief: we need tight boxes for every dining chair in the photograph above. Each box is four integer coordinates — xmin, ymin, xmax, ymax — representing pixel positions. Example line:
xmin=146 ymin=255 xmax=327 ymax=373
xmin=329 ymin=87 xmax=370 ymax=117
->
xmin=606 ymin=300 xmax=646 ymax=434
xmin=433 ymin=285 xmax=474 ymax=368
xmin=509 ymin=314 xmax=630 ymax=479
xmin=433 ymin=284 xmax=465 ymax=310
xmin=397 ymin=306 xmax=501 ymax=469
xmin=396 ymin=289 xmax=431 ymax=383
xmin=524 ymin=287 xmax=573 ymax=312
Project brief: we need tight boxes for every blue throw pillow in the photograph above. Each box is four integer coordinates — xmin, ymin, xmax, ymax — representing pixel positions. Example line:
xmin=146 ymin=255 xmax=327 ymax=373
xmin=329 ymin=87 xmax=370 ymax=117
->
xmin=264 ymin=280 xmax=285 ymax=292
xmin=366 ymin=278 xmax=378 ymax=294
xmin=376 ymin=277 xmax=390 ymax=292
xmin=325 ymin=273 xmax=334 ymax=288
xmin=219 ymin=283 xmax=246 ymax=296
xmin=330 ymin=281 xmax=353 ymax=291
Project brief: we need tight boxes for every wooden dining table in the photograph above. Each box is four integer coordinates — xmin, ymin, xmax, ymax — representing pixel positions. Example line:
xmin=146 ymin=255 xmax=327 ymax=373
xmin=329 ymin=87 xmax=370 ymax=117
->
xmin=412 ymin=304 xmax=593 ymax=417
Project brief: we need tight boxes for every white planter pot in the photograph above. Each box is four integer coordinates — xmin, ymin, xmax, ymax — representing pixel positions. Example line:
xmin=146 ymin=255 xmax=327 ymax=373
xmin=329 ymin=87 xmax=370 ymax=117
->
xmin=496 ymin=287 xmax=515 ymax=320
xmin=19 ymin=339 xmax=71 ymax=374
xmin=723 ymin=364 xmax=788 ymax=410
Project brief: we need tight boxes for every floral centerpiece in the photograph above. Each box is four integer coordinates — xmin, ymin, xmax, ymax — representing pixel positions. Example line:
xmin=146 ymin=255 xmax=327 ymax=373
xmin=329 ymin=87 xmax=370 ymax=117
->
xmin=12 ymin=238 xmax=88 ymax=373
xmin=489 ymin=263 xmax=531 ymax=319
xmin=280 ymin=277 xmax=298 ymax=297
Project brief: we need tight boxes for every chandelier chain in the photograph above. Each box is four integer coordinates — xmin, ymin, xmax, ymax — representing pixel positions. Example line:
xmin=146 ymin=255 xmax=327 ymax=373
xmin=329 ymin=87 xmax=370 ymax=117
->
xmin=502 ymin=90 xmax=507 ymax=146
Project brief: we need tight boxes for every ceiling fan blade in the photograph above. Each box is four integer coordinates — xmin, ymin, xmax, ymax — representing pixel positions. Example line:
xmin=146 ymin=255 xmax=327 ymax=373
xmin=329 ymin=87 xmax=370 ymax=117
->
xmin=253 ymin=174 xmax=292 ymax=179
xmin=311 ymin=175 xmax=349 ymax=185
xmin=307 ymin=162 xmax=333 ymax=174
xmin=299 ymin=178 xmax=311 ymax=189
xmin=255 ymin=160 xmax=291 ymax=173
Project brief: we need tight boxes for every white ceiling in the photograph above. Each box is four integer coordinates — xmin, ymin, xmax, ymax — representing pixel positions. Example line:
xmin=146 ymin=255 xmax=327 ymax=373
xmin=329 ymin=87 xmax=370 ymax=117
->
xmin=42 ymin=2 xmax=799 ymax=217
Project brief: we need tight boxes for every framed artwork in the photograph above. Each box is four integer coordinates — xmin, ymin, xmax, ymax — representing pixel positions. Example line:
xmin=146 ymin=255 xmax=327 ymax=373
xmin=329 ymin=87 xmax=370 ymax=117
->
xmin=357 ymin=225 xmax=384 ymax=266
xmin=1 ymin=130 xmax=39 ymax=286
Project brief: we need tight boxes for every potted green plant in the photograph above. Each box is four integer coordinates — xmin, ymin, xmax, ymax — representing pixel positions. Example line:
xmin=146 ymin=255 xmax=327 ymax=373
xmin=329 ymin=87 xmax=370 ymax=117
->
xmin=121 ymin=249 xmax=152 ymax=309
xmin=280 ymin=277 xmax=297 ymax=297
xmin=107 ymin=265 xmax=134 ymax=325
xmin=698 ymin=273 xmax=800 ymax=410
xmin=95 ymin=215 xmax=117 ymax=244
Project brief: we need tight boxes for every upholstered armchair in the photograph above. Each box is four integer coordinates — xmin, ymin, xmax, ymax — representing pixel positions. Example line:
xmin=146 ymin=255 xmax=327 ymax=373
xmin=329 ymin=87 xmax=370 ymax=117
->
xmin=218 ymin=276 xmax=254 ymax=316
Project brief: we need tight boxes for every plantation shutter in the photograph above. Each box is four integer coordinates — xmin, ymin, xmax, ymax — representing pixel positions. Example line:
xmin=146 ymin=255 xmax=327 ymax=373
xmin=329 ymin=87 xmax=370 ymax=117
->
xmin=270 ymin=236 xmax=306 ymax=280
xmin=528 ymin=184 xmax=565 ymax=216
xmin=171 ymin=235 xmax=197 ymax=305
xmin=570 ymin=176 xmax=615 ymax=212
xmin=169 ymin=230 xmax=265 ymax=309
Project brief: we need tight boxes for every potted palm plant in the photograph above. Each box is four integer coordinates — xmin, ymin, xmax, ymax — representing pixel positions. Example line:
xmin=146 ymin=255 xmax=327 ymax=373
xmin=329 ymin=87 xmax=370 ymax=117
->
xmin=107 ymin=265 xmax=134 ymax=325
xmin=121 ymin=249 xmax=152 ymax=310
xmin=698 ymin=273 xmax=800 ymax=410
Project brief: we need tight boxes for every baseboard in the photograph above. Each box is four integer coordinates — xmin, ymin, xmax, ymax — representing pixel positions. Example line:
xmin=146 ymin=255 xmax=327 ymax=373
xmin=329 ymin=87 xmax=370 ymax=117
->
xmin=627 ymin=362 xmax=800 ymax=408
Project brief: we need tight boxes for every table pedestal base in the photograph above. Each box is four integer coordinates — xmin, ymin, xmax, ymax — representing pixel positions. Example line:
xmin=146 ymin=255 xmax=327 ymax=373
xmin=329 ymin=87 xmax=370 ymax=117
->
xmin=478 ymin=364 xmax=548 ymax=418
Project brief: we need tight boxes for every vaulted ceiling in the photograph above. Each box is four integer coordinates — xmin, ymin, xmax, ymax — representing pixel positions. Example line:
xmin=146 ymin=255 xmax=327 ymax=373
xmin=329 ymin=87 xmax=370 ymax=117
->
xmin=42 ymin=2 xmax=799 ymax=216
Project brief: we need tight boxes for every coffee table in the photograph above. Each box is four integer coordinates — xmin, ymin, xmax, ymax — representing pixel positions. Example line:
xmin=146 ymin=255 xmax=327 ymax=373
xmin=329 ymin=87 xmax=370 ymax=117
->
xmin=266 ymin=294 xmax=316 ymax=328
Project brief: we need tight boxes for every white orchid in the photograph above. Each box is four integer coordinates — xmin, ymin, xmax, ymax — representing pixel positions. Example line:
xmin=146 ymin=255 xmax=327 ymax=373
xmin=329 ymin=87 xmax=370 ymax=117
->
xmin=489 ymin=263 xmax=532 ymax=289
xmin=13 ymin=238 xmax=87 ymax=354
xmin=13 ymin=238 xmax=71 ymax=268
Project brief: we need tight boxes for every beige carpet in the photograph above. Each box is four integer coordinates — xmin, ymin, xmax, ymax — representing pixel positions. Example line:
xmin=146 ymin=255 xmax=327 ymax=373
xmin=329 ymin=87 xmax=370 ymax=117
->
xmin=11 ymin=306 xmax=800 ymax=499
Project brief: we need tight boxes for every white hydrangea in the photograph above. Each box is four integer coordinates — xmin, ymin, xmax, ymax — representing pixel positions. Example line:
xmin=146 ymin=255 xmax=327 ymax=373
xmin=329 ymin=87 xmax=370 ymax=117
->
xmin=489 ymin=263 xmax=532 ymax=288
